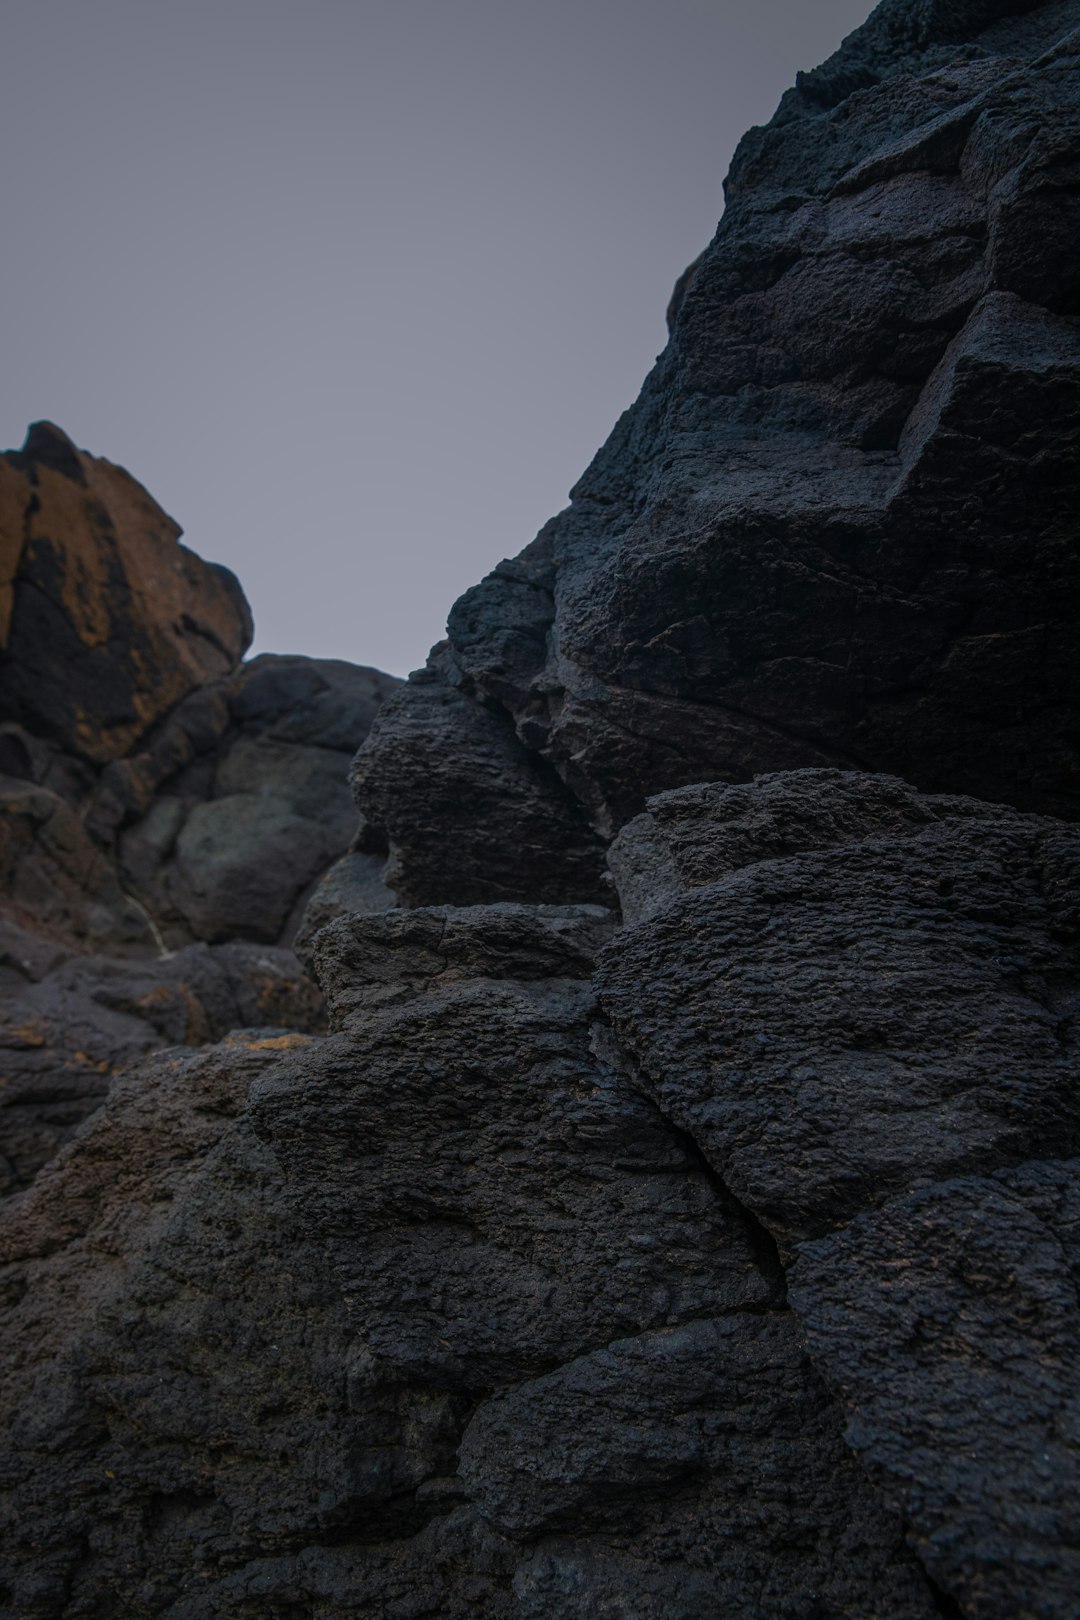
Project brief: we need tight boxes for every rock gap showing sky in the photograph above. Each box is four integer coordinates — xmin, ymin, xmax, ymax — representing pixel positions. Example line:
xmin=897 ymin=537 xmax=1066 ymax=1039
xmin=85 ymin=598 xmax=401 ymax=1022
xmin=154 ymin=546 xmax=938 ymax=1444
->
xmin=1 ymin=0 xmax=869 ymax=675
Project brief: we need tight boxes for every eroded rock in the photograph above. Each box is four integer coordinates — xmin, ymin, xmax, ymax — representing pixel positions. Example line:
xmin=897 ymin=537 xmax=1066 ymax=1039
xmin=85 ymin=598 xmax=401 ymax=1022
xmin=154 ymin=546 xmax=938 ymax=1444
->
xmin=0 ymin=430 xmax=398 ymax=1201
xmin=3 ymin=0 xmax=1079 ymax=1614
xmin=0 ymin=423 xmax=251 ymax=764
xmin=597 ymin=767 xmax=1080 ymax=1618
xmin=355 ymin=0 xmax=1080 ymax=908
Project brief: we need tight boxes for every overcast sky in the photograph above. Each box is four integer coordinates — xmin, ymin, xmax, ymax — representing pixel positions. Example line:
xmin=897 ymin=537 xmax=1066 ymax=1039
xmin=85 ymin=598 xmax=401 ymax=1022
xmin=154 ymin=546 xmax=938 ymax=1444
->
xmin=2 ymin=0 xmax=871 ymax=676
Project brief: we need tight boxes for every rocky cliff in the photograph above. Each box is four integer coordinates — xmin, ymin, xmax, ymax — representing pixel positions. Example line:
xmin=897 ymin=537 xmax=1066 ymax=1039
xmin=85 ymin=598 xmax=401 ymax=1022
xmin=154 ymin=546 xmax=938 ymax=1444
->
xmin=2 ymin=1 xmax=1079 ymax=1617
xmin=0 ymin=424 xmax=398 ymax=1197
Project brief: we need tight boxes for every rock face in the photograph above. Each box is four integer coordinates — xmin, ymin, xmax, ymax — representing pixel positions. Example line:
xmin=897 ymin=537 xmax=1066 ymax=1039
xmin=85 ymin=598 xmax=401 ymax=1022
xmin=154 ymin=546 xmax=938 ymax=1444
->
xmin=1 ymin=896 xmax=938 ymax=1619
xmin=0 ymin=423 xmax=252 ymax=764
xmin=355 ymin=0 xmax=1080 ymax=905
xmin=2 ymin=1 xmax=1079 ymax=1617
xmin=0 ymin=427 xmax=399 ymax=1198
xmin=3 ymin=773 xmax=1076 ymax=1618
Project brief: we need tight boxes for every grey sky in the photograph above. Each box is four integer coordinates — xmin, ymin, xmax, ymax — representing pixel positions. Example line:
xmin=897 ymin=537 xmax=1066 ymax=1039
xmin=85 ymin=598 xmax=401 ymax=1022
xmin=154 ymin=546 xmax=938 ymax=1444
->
xmin=2 ymin=0 xmax=871 ymax=676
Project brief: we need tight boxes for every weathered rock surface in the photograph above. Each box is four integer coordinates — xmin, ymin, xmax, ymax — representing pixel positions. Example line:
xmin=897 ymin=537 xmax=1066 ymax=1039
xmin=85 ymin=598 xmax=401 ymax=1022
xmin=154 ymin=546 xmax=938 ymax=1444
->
xmin=2 ymin=0 xmax=1080 ymax=1616
xmin=355 ymin=0 xmax=1080 ymax=905
xmin=6 ymin=768 xmax=1077 ymax=1616
xmin=596 ymin=769 xmax=1080 ymax=1618
xmin=0 ymin=430 xmax=398 ymax=1199
xmin=0 ymin=423 xmax=252 ymax=764
xmin=0 ymin=901 xmax=937 ymax=1619
xmin=793 ymin=1160 xmax=1080 ymax=1619
xmin=0 ymin=943 xmax=323 ymax=1199
xmin=107 ymin=652 xmax=396 ymax=949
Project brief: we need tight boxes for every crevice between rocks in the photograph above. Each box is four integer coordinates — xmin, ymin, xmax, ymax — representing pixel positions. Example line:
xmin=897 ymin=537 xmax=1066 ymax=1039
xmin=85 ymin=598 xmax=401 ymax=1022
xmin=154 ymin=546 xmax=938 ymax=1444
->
xmin=590 ymin=1010 xmax=789 ymax=1308
xmin=924 ymin=1567 xmax=966 ymax=1619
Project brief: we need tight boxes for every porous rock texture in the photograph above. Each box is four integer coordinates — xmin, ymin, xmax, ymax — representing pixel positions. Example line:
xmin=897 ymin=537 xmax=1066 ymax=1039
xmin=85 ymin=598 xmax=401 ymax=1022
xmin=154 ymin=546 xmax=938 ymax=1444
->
xmin=0 ymin=425 xmax=398 ymax=1197
xmin=355 ymin=0 xmax=1080 ymax=906
xmin=3 ymin=1 xmax=1080 ymax=1617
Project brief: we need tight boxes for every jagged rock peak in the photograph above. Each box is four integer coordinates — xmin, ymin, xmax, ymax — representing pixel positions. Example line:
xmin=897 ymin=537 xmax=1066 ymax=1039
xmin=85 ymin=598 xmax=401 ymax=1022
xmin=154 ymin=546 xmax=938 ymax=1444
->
xmin=20 ymin=421 xmax=87 ymax=482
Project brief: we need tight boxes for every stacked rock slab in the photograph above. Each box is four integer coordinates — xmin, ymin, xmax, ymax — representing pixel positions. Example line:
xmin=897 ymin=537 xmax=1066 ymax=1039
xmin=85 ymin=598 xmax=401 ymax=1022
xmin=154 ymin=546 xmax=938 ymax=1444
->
xmin=2 ymin=0 xmax=1080 ymax=1616
xmin=0 ymin=425 xmax=398 ymax=1197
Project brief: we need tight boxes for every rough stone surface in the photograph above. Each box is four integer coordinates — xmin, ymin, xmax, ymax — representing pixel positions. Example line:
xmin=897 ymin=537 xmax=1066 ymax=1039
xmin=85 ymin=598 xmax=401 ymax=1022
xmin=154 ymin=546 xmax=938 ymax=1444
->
xmin=599 ymin=781 xmax=1080 ymax=1245
xmin=0 ymin=943 xmax=323 ymax=1199
xmin=3 ymin=1 xmax=1080 ymax=1616
xmin=0 ymin=902 xmax=935 ymax=1620
xmin=0 ymin=423 xmax=252 ymax=764
xmin=596 ymin=769 xmax=1080 ymax=1618
xmin=355 ymin=0 xmax=1080 ymax=907
xmin=290 ymin=849 xmax=396 ymax=973
xmin=0 ymin=431 xmax=398 ymax=1202
xmin=352 ymin=652 xmax=610 ymax=908
xmin=793 ymin=1160 xmax=1080 ymax=1619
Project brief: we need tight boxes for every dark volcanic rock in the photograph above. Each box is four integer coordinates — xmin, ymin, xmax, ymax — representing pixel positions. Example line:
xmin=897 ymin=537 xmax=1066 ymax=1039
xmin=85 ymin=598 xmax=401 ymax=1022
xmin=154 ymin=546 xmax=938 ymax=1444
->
xmin=355 ymin=0 xmax=1080 ymax=907
xmin=598 ymin=771 xmax=1080 ymax=1246
xmin=3 ymin=1 xmax=1080 ymax=1616
xmin=8 ymin=769 xmax=1075 ymax=1616
xmin=0 ymin=943 xmax=323 ymax=1199
xmin=596 ymin=767 xmax=1080 ymax=1619
xmin=0 ymin=900 xmax=935 ymax=1619
xmin=793 ymin=1160 xmax=1080 ymax=1618
xmin=352 ymin=652 xmax=610 ymax=907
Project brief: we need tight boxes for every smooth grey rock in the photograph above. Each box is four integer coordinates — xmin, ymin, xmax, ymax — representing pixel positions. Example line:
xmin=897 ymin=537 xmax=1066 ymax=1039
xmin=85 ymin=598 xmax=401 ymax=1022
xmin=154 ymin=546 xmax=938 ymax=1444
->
xmin=168 ymin=794 xmax=340 ymax=943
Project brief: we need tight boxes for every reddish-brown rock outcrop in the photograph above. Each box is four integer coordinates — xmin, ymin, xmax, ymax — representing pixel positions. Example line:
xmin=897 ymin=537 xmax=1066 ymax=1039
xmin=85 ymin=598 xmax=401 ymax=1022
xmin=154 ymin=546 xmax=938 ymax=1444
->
xmin=0 ymin=426 xmax=398 ymax=1201
xmin=0 ymin=421 xmax=252 ymax=764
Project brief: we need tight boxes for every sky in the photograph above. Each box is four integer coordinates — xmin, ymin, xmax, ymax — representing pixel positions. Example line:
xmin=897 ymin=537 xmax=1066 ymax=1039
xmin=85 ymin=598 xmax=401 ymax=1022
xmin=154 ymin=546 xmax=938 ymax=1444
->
xmin=2 ymin=0 xmax=872 ymax=677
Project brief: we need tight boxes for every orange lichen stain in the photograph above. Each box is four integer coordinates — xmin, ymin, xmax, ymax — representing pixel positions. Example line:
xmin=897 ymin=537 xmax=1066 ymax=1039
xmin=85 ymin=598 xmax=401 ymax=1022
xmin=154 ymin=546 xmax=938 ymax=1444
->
xmin=0 ymin=466 xmax=28 ymax=647
xmin=66 ymin=1051 xmax=111 ymax=1072
xmin=28 ymin=470 xmax=115 ymax=648
xmin=9 ymin=1023 xmax=46 ymax=1048
xmin=230 ymin=1033 xmax=313 ymax=1052
xmin=137 ymin=986 xmax=175 ymax=1009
